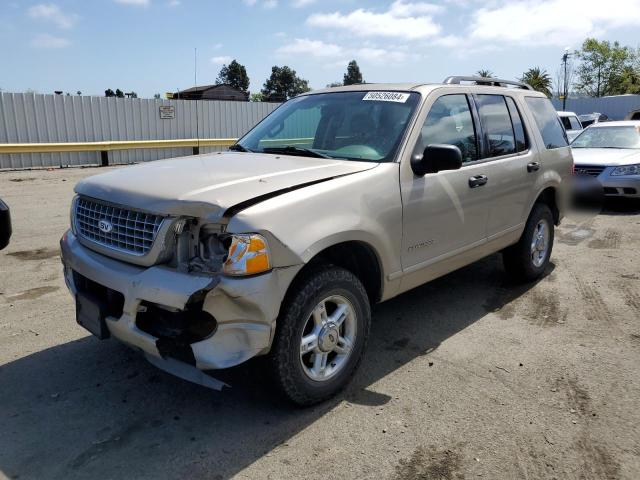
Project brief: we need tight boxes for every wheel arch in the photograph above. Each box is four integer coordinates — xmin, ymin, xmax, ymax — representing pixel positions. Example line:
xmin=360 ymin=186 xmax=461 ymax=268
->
xmin=285 ymin=240 xmax=384 ymax=306
xmin=533 ymin=186 xmax=560 ymax=225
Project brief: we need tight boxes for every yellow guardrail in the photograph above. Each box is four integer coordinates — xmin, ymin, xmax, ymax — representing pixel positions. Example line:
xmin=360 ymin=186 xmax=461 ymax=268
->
xmin=0 ymin=137 xmax=320 ymax=155
xmin=0 ymin=137 xmax=319 ymax=167
xmin=0 ymin=138 xmax=238 ymax=154
xmin=0 ymin=138 xmax=238 ymax=166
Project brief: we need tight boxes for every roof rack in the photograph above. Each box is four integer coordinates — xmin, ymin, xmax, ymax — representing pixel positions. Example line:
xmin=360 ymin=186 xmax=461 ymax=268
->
xmin=443 ymin=76 xmax=533 ymax=91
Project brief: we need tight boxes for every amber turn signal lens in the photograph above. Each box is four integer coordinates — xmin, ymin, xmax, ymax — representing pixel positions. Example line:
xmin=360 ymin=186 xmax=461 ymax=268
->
xmin=223 ymin=234 xmax=271 ymax=276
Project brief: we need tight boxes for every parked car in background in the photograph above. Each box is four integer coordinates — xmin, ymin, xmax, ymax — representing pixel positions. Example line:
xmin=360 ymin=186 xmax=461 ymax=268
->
xmin=0 ymin=198 xmax=11 ymax=250
xmin=60 ymin=77 xmax=572 ymax=405
xmin=625 ymin=108 xmax=640 ymax=121
xmin=571 ymin=121 xmax=640 ymax=199
xmin=579 ymin=112 xmax=609 ymax=128
xmin=558 ymin=111 xmax=583 ymax=141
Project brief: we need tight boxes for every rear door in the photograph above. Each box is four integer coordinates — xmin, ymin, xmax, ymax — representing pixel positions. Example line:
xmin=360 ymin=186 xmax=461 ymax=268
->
xmin=472 ymin=94 xmax=536 ymax=239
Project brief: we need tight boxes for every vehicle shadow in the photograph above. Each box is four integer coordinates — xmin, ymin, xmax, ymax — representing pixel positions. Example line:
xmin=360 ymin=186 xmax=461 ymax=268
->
xmin=599 ymin=197 xmax=640 ymax=215
xmin=0 ymin=254 xmax=549 ymax=480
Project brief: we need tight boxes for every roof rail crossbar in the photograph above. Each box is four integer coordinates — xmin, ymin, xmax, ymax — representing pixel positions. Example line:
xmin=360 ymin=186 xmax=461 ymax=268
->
xmin=443 ymin=76 xmax=533 ymax=91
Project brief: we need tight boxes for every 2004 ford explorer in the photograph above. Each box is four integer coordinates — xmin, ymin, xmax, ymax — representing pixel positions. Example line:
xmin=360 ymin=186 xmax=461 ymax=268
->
xmin=60 ymin=76 xmax=573 ymax=405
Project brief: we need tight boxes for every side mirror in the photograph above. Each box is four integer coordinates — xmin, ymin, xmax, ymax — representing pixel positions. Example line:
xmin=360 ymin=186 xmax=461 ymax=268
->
xmin=411 ymin=144 xmax=463 ymax=176
xmin=0 ymin=198 xmax=11 ymax=250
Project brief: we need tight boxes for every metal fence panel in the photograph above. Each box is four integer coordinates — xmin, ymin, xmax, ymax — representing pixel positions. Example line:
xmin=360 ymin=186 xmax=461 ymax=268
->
xmin=0 ymin=92 xmax=280 ymax=169
xmin=552 ymin=95 xmax=640 ymax=120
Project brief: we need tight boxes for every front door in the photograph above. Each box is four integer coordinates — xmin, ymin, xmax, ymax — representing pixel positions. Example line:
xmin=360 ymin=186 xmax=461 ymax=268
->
xmin=400 ymin=93 xmax=491 ymax=290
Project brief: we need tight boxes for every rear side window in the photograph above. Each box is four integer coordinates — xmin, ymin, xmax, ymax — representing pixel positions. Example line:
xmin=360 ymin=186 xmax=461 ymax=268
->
xmin=525 ymin=97 xmax=569 ymax=149
xmin=476 ymin=95 xmax=516 ymax=158
xmin=416 ymin=94 xmax=478 ymax=163
xmin=505 ymin=97 xmax=528 ymax=152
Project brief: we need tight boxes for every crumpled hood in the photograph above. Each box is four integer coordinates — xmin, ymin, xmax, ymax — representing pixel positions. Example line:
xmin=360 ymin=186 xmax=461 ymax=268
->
xmin=75 ymin=152 xmax=377 ymax=220
xmin=572 ymin=148 xmax=640 ymax=166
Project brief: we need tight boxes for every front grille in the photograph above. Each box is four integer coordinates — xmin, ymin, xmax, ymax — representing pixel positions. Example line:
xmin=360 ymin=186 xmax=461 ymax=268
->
xmin=75 ymin=196 xmax=164 ymax=256
xmin=574 ymin=165 xmax=605 ymax=177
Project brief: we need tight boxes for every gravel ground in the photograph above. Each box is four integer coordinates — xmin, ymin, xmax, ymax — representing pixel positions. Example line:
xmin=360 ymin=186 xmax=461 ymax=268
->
xmin=0 ymin=166 xmax=639 ymax=480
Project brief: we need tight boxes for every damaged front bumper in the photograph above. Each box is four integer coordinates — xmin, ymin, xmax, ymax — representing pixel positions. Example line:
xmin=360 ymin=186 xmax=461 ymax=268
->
xmin=60 ymin=230 xmax=301 ymax=388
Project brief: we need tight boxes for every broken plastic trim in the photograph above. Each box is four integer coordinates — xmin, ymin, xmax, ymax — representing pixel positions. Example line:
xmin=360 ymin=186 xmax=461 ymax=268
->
xmin=145 ymin=353 xmax=229 ymax=391
xmin=136 ymin=281 xmax=221 ymax=362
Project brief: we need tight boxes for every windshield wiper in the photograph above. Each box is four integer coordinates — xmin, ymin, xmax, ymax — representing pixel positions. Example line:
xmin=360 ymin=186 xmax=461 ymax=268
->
xmin=262 ymin=146 xmax=332 ymax=159
xmin=229 ymin=144 xmax=252 ymax=152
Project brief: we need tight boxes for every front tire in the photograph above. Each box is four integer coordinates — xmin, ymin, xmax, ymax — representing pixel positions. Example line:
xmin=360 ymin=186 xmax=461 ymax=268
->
xmin=503 ymin=203 xmax=554 ymax=282
xmin=268 ymin=266 xmax=371 ymax=406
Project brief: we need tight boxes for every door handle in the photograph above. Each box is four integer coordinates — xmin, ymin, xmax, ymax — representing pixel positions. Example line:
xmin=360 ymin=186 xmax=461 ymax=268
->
xmin=468 ymin=175 xmax=488 ymax=188
xmin=527 ymin=162 xmax=540 ymax=172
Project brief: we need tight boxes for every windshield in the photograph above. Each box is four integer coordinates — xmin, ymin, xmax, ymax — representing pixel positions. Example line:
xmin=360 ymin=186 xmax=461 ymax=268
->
xmin=237 ymin=91 xmax=421 ymax=162
xmin=571 ymin=126 xmax=640 ymax=149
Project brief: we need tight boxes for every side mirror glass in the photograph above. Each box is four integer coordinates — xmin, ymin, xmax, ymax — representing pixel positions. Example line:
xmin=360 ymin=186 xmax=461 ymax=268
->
xmin=411 ymin=144 xmax=463 ymax=176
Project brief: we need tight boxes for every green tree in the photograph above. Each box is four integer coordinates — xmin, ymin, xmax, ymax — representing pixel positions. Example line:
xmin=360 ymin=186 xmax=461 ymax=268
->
xmin=216 ymin=59 xmax=250 ymax=93
xmin=343 ymin=60 xmax=364 ymax=85
xmin=115 ymin=89 xmax=124 ymax=98
xmin=575 ymin=38 xmax=635 ymax=97
xmin=475 ymin=69 xmax=495 ymax=86
xmin=250 ymin=92 xmax=264 ymax=102
xmin=326 ymin=81 xmax=343 ymax=88
xmin=105 ymin=88 xmax=115 ymax=97
xmin=476 ymin=69 xmax=494 ymax=78
xmin=620 ymin=65 xmax=640 ymax=94
xmin=520 ymin=67 xmax=552 ymax=97
xmin=261 ymin=66 xmax=310 ymax=102
xmin=153 ymin=93 xmax=161 ymax=99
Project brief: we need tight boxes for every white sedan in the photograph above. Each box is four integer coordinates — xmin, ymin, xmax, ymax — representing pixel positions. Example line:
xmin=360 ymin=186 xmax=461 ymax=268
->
xmin=571 ymin=121 xmax=640 ymax=199
xmin=558 ymin=111 xmax=583 ymax=141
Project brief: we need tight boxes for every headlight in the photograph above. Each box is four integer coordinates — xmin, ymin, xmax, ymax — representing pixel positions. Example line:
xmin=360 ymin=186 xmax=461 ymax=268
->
xmin=223 ymin=234 xmax=272 ymax=276
xmin=611 ymin=164 xmax=640 ymax=176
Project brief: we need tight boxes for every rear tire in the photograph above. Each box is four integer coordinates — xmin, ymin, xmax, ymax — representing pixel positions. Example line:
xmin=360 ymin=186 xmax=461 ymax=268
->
xmin=503 ymin=203 xmax=554 ymax=282
xmin=268 ymin=266 xmax=370 ymax=406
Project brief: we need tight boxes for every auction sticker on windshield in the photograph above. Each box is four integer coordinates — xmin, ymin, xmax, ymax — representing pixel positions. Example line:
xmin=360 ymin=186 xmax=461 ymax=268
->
xmin=363 ymin=92 xmax=410 ymax=103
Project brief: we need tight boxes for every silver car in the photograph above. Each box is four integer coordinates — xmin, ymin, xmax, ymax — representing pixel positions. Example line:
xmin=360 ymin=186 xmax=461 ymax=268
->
xmin=578 ymin=112 xmax=609 ymax=128
xmin=61 ymin=77 xmax=572 ymax=405
xmin=571 ymin=121 xmax=640 ymax=198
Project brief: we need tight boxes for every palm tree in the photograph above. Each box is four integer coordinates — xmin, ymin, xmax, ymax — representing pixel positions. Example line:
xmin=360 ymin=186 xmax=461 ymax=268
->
xmin=475 ymin=69 xmax=495 ymax=85
xmin=476 ymin=69 xmax=494 ymax=78
xmin=520 ymin=67 xmax=552 ymax=97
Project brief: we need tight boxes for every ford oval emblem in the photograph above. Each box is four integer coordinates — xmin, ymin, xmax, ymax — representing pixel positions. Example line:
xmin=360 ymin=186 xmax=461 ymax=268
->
xmin=98 ymin=219 xmax=113 ymax=233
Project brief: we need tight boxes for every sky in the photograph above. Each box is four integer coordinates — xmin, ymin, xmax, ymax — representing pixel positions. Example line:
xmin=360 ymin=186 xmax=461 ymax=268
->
xmin=1 ymin=0 xmax=640 ymax=98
